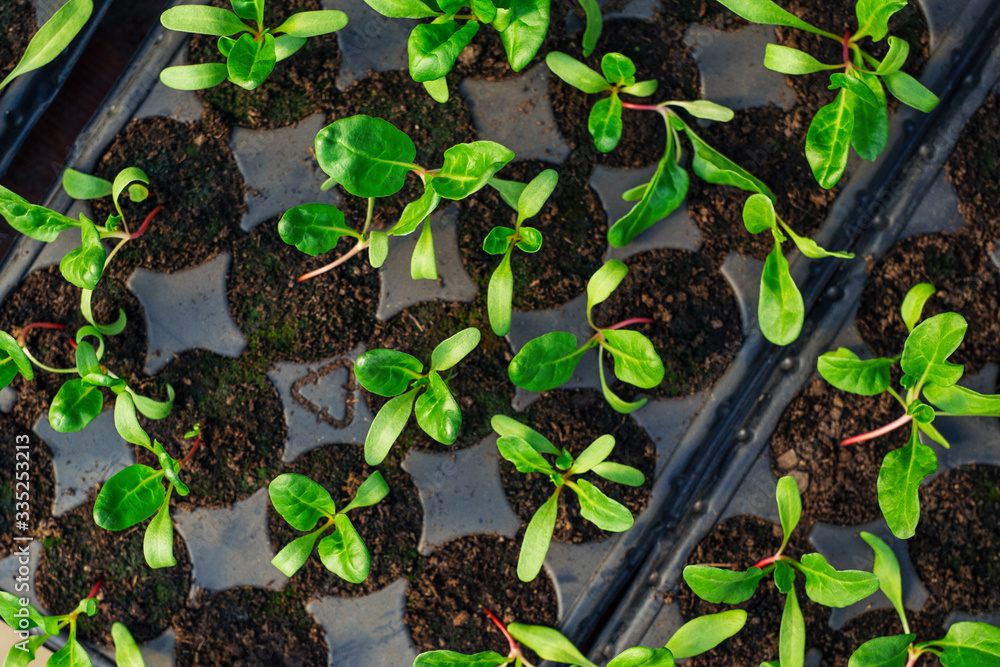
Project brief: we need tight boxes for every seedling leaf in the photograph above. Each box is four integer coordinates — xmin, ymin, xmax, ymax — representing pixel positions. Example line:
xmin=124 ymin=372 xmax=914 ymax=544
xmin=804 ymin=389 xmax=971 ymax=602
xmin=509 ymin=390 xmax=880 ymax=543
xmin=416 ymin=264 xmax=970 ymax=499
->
xmin=508 ymin=331 xmax=587 ymax=391
xmin=878 ymin=429 xmax=938 ymax=539
xmin=269 ymin=473 xmax=338 ymax=530
xmin=318 ymin=514 xmax=370 ymax=583
xmin=414 ymin=371 xmax=461 ymax=444
xmin=900 ymin=313 xmax=966 ymax=388
xmin=315 ymin=116 xmax=417 ymax=198
xmin=860 ymin=532 xmax=906 ymax=627
xmin=781 ymin=586 xmax=806 ymax=667
xmin=432 ymin=141 xmax=515 ymax=199
xmin=144 ymin=495 xmax=177 ymax=569
xmin=518 ymin=492 xmax=558 ymax=581
xmin=49 ymin=378 xmax=103 ymax=432
xmin=572 ymin=479 xmax=633 ymax=531
xmin=491 ymin=415 xmax=559 ymax=454
xmin=431 ymin=327 xmax=481 ymax=371
xmin=545 ymin=51 xmax=608 ymax=93
xmin=817 ymin=348 xmax=893 ymax=396
xmin=759 ymin=241 xmax=804 ymax=346
xmin=93 ymin=465 xmax=165 ymax=530
xmin=365 ymin=388 xmax=418 ymax=464
xmin=355 ymin=349 xmax=423 ymax=396
xmin=408 ymin=21 xmax=480 ymax=82
xmin=806 ymin=88 xmax=854 ymax=189
xmin=683 ymin=565 xmax=765 ymax=604
xmin=507 ymin=624 xmax=599 ymax=667
xmin=666 ymin=610 xmax=748 ymax=659
xmin=848 ymin=634 xmax=914 ymax=667
xmin=776 ymin=475 xmax=801 ymax=552
xmin=797 ymin=553 xmax=880 ymax=607
xmin=279 ymin=203 xmax=356 ymax=256
xmin=602 ymin=329 xmax=664 ymax=389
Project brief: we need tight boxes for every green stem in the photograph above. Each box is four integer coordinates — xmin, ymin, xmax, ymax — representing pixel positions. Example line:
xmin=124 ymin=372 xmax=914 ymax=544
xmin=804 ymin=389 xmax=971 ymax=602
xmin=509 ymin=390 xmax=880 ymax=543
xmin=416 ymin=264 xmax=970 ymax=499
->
xmin=361 ymin=197 xmax=375 ymax=237
xmin=22 ymin=347 xmax=76 ymax=374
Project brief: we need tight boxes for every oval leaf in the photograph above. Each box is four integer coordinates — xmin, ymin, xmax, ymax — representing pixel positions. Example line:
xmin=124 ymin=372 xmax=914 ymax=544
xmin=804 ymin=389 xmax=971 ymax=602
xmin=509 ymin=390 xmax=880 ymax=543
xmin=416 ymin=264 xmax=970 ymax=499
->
xmin=278 ymin=203 xmax=355 ymax=256
xmin=518 ymin=492 xmax=558 ymax=581
xmin=316 ymin=115 xmax=417 ymax=198
xmin=93 ymin=465 xmax=165 ymax=530
xmin=318 ymin=514 xmax=370 ymax=583
xmin=355 ymin=349 xmax=423 ymax=396
xmin=268 ymin=473 xmax=337 ymax=531
xmin=414 ymin=371 xmax=462 ymax=444
xmin=508 ymin=331 xmax=585 ymax=391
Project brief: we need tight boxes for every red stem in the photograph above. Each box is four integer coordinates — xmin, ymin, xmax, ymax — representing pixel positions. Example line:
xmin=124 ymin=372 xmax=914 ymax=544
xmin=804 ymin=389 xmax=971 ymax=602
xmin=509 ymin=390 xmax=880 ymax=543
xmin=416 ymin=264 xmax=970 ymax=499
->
xmin=606 ymin=317 xmax=655 ymax=331
xmin=16 ymin=322 xmax=66 ymax=346
xmin=482 ymin=607 xmax=519 ymax=656
xmin=754 ymin=555 xmax=782 ymax=569
xmin=130 ymin=205 xmax=163 ymax=240
xmin=841 ymin=413 xmax=912 ymax=446
xmin=179 ymin=434 xmax=202 ymax=468
xmin=621 ymin=101 xmax=661 ymax=111
xmin=86 ymin=577 xmax=103 ymax=599
xmin=843 ymin=30 xmax=852 ymax=66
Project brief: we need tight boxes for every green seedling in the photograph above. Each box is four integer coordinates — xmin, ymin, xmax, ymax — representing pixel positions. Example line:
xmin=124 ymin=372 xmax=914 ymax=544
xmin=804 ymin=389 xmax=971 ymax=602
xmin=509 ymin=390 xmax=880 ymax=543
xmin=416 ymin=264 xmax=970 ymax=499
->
xmin=412 ymin=606 xmax=747 ymax=666
xmin=742 ymin=193 xmax=853 ymax=345
xmin=817 ymin=282 xmax=1000 ymax=540
xmin=491 ymin=415 xmax=644 ymax=582
xmin=159 ymin=0 xmax=347 ymax=91
xmin=507 ymin=259 xmax=664 ymax=413
xmin=482 ymin=169 xmax=558 ymax=336
xmin=269 ymin=471 xmax=389 ymax=583
xmin=848 ymin=533 xmax=1000 ymax=666
xmin=714 ymin=0 xmax=939 ymax=188
xmin=355 ymin=327 xmax=481 ymax=464
xmin=279 ymin=114 xmax=515 ymax=282
xmin=0 ymin=168 xmax=175 ymax=443
xmin=684 ymin=476 xmax=880 ymax=667
xmin=93 ymin=425 xmax=201 ymax=569
xmin=0 ymin=0 xmax=93 ymax=92
xmin=360 ymin=0 xmax=548 ymax=102
xmin=0 ymin=579 xmax=101 ymax=667
xmin=546 ymin=50 xmax=853 ymax=345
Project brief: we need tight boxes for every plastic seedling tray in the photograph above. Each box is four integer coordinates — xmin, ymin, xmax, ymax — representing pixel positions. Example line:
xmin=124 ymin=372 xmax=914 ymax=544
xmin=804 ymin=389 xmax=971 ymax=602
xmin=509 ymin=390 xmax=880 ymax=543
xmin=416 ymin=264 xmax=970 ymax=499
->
xmin=0 ymin=0 xmax=997 ymax=664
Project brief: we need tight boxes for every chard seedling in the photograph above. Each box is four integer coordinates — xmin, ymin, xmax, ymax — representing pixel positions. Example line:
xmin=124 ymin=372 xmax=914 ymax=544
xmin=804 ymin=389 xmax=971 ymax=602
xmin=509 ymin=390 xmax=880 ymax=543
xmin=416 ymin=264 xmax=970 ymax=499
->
xmin=93 ymin=425 xmax=201 ymax=569
xmin=683 ymin=476 xmax=879 ymax=667
xmin=507 ymin=259 xmax=664 ymax=413
xmin=0 ymin=579 xmax=101 ymax=667
xmin=0 ymin=0 xmax=93 ymax=92
xmin=359 ymin=0 xmax=549 ymax=102
xmin=355 ymin=327 xmax=481 ymax=464
xmin=491 ymin=415 xmax=644 ymax=582
xmin=279 ymin=114 xmax=514 ymax=282
xmin=412 ymin=606 xmax=747 ymax=666
xmin=269 ymin=471 xmax=389 ymax=583
xmin=714 ymin=0 xmax=940 ymax=188
xmin=159 ymin=0 xmax=347 ymax=91
xmin=0 ymin=168 xmax=175 ymax=444
xmin=742 ymin=193 xmax=853 ymax=345
xmin=546 ymin=51 xmax=853 ymax=345
xmin=817 ymin=283 xmax=1000 ymax=539
xmin=482 ymin=169 xmax=558 ymax=336
xmin=848 ymin=532 xmax=1000 ymax=667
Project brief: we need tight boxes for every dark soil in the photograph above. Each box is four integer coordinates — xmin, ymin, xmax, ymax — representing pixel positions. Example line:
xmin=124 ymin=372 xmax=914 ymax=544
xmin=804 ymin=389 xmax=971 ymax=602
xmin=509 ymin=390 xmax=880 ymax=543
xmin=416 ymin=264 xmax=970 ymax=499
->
xmin=499 ymin=389 xmax=655 ymax=542
xmin=673 ymin=515 xmax=830 ymax=666
xmin=456 ymin=159 xmax=608 ymax=310
xmin=0 ymin=266 xmax=147 ymax=431
xmin=227 ymin=217 xmax=380 ymax=364
xmin=364 ymin=298 xmax=515 ymax=458
xmin=547 ymin=15 xmax=701 ymax=171
xmin=91 ymin=115 xmax=245 ymax=277
xmin=0 ymin=0 xmax=35 ymax=83
xmin=856 ymin=233 xmax=1000 ymax=374
xmin=405 ymin=533 xmax=558 ymax=655
xmin=267 ymin=443 xmax=422 ymax=598
xmin=35 ymin=498 xmax=192 ymax=647
xmin=946 ymin=92 xmax=1000 ymax=252
xmin=189 ymin=0 xmax=342 ymax=130
xmin=324 ymin=70 xmax=477 ymax=226
xmin=910 ymin=464 xmax=1000 ymax=618
xmin=130 ymin=350 xmax=286 ymax=507
xmin=592 ymin=248 xmax=742 ymax=398
xmin=174 ymin=586 xmax=328 ymax=667
xmin=819 ymin=607 xmax=944 ymax=666
xmin=0 ymin=414 xmax=54 ymax=558
xmin=769 ymin=376 xmax=909 ymax=529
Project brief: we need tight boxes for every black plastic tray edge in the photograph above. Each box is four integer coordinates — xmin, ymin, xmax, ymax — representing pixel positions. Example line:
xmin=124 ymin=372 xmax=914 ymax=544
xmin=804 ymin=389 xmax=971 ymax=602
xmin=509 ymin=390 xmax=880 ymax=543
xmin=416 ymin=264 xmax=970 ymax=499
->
xmin=0 ymin=0 xmax=115 ymax=178
xmin=584 ymin=3 xmax=1000 ymax=660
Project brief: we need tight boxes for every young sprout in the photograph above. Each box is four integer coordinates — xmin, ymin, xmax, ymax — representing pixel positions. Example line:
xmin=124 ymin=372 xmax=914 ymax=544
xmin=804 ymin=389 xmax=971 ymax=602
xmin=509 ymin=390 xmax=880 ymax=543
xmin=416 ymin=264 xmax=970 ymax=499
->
xmin=849 ymin=533 xmax=1000 ymax=666
xmin=159 ymin=0 xmax=347 ymax=91
xmin=816 ymin=283 xmax=1000 ymax=539
xmin=491 ymin=415 xmax=645 ymax=582
xmin=0 ymin=0 xmax=93 ymax=92
xmin=269 ymin=471 xmax=389 ymax=583
xmin=683 ymin=476 xmax=879 ymax=667
xmin=354 ymin=328 xmax=481 ymax=465
xmin=412 ymin=606 xmax=748 ymax=666
xmin=0 ymin=579 xmax=102 ymax=666
xmin=0 ymin=168 xmax=175 ymax=442
xmin=482 ymin=169 xmax=558 ymax=336
xmin=715 ymin=0 xmax=939 ymax=188
xmin=93 ymin=425 xmax=202 ymax=569
xmin=507 ymin=259 xmax=664 ymax=413
xmin=279 ymin=115 xmax=514 ymax=282
xmin=358 ymin=0 xmax=549 ymax=102
xmin=546 ymin=50 xmax=853 ymax=345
